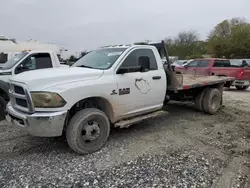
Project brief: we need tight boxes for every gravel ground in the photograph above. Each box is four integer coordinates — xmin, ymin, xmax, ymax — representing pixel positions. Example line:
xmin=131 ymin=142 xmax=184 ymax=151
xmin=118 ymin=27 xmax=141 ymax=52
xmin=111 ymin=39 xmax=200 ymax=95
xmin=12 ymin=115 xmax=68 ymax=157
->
xmin=0 ymin=88 xmax=249 ymax=187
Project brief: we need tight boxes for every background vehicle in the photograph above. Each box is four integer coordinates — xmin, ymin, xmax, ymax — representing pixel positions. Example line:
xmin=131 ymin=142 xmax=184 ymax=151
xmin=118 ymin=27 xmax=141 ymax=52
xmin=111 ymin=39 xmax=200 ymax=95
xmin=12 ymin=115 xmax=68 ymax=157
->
xmin=175 ymin=58 xmax=250 ymax=90
xmin=172 ymin=59 xmax=194 ymax=67
xmin=6 ymin=41 xmax=233 ymax=155
xmin=0 ymin=50 xmax=69 ymax=120
xmin=0 ymin=35 xmax=67 ymax=64
xmin=172 ymin=60 xmax=187 ymax=67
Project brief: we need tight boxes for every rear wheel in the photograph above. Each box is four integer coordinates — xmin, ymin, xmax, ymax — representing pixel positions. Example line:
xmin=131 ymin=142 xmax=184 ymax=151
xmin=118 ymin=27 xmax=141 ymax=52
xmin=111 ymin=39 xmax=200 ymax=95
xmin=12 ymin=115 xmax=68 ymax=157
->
xmin=202 ymin=88 xmax=222 ymax=115
xmin=235 ymin=86 xmax=249 ymax=90
xmin=0 ymin=96 xmax=6 ymax=121
xmin=66 ymin=108 xmax=110 ymax=154
xmin=194 ymin=89 xmax=208 ymax=111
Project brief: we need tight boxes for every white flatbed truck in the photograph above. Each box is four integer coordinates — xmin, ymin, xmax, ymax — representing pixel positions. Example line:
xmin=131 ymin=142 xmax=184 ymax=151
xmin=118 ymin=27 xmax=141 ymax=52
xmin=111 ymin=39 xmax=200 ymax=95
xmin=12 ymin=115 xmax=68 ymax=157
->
xmin=6 ymin=41 xmax=234 ymax=154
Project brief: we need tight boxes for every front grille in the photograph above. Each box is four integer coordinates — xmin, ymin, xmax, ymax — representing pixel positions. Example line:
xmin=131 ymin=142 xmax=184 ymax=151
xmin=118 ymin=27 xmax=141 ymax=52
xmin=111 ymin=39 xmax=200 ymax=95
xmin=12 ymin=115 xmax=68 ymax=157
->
xmin=14 ymin=85 xmax=25 ymax=95
xmin=16 ymin=98 xmax=28 ymax=108
xmin=9 ymin=82 xmax=34 ymax=113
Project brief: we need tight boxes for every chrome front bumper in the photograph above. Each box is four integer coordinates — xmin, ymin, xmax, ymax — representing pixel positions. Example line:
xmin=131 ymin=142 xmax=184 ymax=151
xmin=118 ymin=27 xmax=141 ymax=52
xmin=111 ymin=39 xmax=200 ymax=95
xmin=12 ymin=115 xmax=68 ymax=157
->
xmin=232 ymin=80 xmax=250 ymax=86
xmin=6 ymin=103 xmax=67 ymax=137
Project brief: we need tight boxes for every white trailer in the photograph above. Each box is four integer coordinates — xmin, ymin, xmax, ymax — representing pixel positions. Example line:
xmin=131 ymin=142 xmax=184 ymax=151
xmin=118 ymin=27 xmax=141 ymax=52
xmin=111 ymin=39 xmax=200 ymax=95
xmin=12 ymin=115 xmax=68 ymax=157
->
xmin=0 ymin=35 xmax=66 ymax=63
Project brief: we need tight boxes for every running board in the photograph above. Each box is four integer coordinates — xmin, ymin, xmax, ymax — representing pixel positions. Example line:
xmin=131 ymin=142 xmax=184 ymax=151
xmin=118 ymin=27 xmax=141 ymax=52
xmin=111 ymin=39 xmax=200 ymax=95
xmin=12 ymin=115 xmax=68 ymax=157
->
xmin=114 ymin=110 xmax=168 ymax=128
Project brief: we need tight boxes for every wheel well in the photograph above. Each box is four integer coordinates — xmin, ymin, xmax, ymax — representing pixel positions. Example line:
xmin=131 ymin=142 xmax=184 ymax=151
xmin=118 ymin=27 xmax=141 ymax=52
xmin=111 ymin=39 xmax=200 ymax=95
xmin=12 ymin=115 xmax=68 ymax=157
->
xmin=0 ymin=88 xmax=9 ymax=101
xmin=68 ymin=97 xmax=115 ymax=123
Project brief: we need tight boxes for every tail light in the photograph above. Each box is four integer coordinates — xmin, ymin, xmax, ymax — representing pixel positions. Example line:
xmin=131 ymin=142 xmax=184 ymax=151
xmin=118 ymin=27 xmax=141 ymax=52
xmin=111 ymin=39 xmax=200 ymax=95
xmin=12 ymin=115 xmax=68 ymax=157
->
xmin=238 ymin=70 xmax=244 ymax=80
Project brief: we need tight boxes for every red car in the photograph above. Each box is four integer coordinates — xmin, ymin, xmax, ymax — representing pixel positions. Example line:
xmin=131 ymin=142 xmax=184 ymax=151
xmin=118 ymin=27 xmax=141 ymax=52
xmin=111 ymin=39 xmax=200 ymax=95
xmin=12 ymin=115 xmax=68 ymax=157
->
xmin=175 ymin=58 xmax=250 ymax=90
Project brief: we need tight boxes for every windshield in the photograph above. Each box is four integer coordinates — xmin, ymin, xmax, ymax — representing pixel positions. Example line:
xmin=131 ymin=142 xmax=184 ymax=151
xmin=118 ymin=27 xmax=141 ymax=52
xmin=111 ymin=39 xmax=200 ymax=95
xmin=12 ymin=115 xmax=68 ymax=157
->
xmin=1 ymin=52 xmax=28 ymax=70
xmin=72 ymin=48 xmax=127 ymax=70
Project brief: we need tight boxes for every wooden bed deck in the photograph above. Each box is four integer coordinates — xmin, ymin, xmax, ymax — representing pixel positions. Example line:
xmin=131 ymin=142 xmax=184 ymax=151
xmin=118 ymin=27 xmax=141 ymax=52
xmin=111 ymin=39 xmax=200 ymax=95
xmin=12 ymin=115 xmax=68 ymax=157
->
xmin=168 ymin=74 xmax=235 ymax=91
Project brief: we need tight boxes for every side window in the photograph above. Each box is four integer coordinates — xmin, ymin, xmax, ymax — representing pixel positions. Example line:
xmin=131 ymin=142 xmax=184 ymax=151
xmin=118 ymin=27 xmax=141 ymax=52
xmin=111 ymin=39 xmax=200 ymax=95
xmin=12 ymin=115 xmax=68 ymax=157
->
xmin=222 ymin=60 xmax=231 ymax=67
xmin=213 ymin=60 xmax=231 ymax=67
xmin=25 ymin=56 xmax=36 ymax=69
xmin=15 ymin=53 xmax=53 ymax=74
xmin=121 ymin=51 xmax=137 ymax=68
xmin=213 ymin=61 xmax=221 ymax=67
xmin=32 ymin=53 xmax=53 ymax=69
xmin=186 ymin=60 xmax=198 ymax=67
xmin=121 ymin=49 xmax=158 ymax=72
xmin=0 ymin=53 xmax=8 ymax=64
xmin=197 ymin=60 xmax=210 ymax=67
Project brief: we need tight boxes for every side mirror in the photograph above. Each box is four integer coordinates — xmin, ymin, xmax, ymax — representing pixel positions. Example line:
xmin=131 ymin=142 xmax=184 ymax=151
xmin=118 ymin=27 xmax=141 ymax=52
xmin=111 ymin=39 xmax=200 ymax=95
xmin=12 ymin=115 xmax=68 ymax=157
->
xmin=15 ymin=66 xmax=24 ymax=74
xmin=139 ymin=56 xmax=150 ymax=72
xmin=184 ymin=65 xmax=188 ymax=68
xmin=15 ymin=64 xmax=29 ymax=74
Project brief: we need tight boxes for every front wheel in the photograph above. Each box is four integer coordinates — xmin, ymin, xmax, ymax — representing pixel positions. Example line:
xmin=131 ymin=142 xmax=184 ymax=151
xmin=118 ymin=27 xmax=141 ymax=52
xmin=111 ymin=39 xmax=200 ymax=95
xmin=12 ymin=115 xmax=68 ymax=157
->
xmin=66 ymin=108 xmax=110 ymax=155
xmin=0 ymin=96 xmax=6 ymax=121
xmin=235 ymin=86 xmax=249 ymax=90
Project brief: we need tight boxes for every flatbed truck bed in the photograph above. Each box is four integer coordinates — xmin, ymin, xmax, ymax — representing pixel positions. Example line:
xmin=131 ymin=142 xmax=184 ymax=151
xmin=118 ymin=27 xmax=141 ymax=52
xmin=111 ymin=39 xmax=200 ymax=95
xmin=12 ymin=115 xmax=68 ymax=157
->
xmin=170 ymin=74 xmax=235 ymax=91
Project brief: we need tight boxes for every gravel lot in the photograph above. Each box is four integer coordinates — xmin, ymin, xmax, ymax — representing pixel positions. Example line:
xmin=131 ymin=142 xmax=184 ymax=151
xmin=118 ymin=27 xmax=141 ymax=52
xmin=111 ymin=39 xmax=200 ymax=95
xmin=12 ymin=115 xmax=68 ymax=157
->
xmin=0 ymin=88 xmax=249 ymax=187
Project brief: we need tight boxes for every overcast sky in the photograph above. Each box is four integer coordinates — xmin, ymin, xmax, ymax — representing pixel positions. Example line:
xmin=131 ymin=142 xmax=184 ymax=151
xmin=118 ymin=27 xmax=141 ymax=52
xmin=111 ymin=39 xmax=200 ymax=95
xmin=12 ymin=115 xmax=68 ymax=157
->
xmin=1 ymin=0 xmax=250 ymax=54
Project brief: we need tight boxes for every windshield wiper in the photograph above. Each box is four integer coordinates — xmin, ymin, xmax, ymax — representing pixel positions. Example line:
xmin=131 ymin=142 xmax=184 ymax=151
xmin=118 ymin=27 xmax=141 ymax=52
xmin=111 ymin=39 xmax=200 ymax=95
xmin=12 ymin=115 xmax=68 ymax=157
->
xmin=77 ymin=65 xmax=95 ymax=69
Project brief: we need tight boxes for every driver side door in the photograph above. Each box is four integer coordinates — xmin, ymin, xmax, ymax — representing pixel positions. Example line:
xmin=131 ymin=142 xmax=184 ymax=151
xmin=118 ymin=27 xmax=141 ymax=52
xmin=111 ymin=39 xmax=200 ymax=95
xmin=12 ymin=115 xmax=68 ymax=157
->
xmin=114 ymin=48 xmax=166 ymax=119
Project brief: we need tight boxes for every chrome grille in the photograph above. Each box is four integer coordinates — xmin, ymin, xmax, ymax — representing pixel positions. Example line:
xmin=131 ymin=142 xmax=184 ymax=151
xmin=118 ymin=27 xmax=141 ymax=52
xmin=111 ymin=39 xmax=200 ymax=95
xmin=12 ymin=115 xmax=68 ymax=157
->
xmin=9 ymin=82 xmax=34 ymax=113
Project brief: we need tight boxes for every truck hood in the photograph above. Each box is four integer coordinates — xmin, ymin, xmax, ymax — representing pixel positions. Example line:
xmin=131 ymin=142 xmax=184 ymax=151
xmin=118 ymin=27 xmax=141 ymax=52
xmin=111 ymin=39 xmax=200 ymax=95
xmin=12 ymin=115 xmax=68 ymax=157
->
xmin=10 ymin=67 xmax=104 ymax=91
xmin=0 ymin=68 xmax=11 ymax=74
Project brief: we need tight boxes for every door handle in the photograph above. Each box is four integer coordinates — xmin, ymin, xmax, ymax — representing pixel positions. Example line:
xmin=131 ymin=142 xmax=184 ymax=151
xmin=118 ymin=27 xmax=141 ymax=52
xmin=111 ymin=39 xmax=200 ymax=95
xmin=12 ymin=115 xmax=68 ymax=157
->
xmin=152 ymin=76 xmax=161 ymax=80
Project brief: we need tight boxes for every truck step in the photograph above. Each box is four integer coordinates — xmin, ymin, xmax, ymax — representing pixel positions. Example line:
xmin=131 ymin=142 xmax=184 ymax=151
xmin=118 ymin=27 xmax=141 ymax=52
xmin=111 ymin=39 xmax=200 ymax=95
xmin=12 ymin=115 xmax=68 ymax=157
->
xmin=114 ymin=110 xmax=168 ymax=128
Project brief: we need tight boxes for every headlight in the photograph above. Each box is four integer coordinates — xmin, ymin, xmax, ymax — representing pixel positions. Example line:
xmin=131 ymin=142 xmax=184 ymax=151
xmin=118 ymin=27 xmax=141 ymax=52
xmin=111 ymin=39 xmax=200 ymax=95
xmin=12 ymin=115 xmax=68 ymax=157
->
xmin=31 ymin=92 xmax=66 ymax=108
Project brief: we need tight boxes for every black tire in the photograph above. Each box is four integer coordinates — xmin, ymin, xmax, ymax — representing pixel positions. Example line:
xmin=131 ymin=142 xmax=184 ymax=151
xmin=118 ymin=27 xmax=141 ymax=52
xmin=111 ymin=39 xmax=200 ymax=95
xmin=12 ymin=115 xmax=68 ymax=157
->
xmin=194 ymin=89 xmax=207 ymax=111
xmin=0 ymin=96 xmax=6 ymax=121
xmin=163 ymin=95 xmax=170 ymax=105
xmin=66 ymin=108 xmax=110 ymax=154
xmin=235 ymin=86 xmax=249 ymax=90
xmin=163 ymin=100 xmax=169 ymax=105
xmin=202 ymin=88 xmax=222 ymax=115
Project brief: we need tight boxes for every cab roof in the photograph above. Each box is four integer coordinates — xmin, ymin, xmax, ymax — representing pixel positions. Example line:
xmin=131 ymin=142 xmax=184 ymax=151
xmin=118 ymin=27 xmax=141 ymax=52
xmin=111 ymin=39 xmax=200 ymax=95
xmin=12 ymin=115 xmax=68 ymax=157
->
xmin=100 ymin=41 xmax=163 ymax=49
